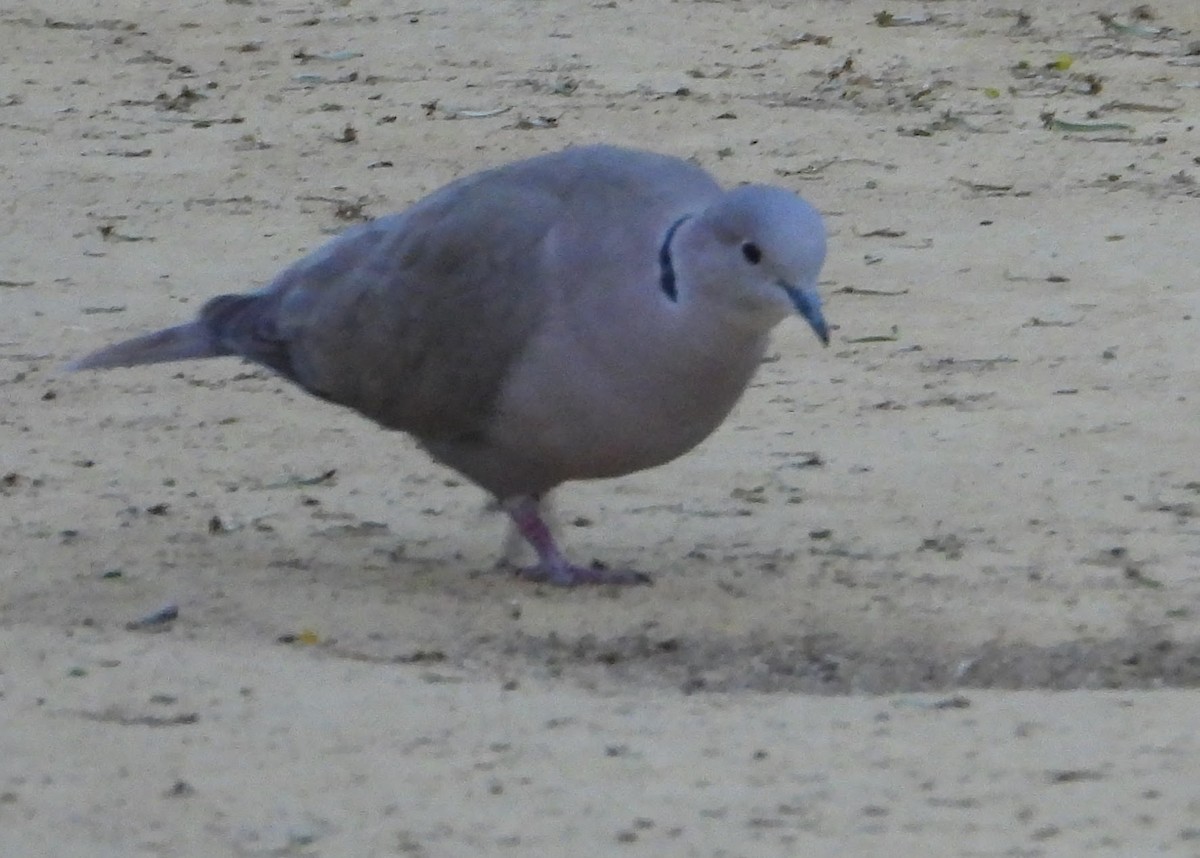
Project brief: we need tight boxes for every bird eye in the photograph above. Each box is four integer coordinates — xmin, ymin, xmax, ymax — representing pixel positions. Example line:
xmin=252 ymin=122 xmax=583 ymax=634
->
xmin=741 ymin=242 xmax=762 ymax=265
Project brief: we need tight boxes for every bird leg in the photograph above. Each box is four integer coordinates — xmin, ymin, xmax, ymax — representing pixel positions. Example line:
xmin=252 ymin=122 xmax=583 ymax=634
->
xmin=502 ymin=496 xmax=650 ymax=586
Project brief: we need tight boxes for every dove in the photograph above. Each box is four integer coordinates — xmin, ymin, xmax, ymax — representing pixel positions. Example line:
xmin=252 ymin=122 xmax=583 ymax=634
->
xmin=69 ymin=145 xmax=829 ymax=586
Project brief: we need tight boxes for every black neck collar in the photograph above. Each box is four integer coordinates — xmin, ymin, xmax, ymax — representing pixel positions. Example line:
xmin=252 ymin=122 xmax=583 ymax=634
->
xmin=658 ymin=216 xmax=691 ymax=302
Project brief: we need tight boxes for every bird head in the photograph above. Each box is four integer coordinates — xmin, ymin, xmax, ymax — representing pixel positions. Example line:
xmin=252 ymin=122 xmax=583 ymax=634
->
xmin=676 ymin=185 xmax=829 ymax=344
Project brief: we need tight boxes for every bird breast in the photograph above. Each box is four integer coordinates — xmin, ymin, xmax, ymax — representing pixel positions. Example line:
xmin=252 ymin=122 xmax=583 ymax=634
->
xmin=488 ymin=301 xmax=771 ymax=482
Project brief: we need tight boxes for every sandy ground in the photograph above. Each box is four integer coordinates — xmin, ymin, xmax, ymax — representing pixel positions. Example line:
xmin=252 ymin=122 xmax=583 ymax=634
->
xmin=4 ymin=0 xmax=1200 ymax=854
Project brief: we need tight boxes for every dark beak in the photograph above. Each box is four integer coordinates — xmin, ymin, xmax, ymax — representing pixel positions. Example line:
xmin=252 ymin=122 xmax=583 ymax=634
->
xmin=783 ymin=283 xmax=830 ymax=346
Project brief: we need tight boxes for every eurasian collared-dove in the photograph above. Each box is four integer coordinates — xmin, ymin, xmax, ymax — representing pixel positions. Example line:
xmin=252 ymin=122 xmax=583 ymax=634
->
xmin=70 ymin=145 xmax=829 ymax=585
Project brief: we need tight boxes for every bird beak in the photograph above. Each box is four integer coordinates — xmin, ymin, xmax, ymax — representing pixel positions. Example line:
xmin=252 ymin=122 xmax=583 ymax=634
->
xmin=783 ymin=283 xmax=829 ymax=346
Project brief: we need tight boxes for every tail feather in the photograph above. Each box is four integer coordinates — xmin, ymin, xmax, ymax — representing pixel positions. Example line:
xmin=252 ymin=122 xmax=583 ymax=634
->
xmin=67 ymin=321 xmax=230 ymax=371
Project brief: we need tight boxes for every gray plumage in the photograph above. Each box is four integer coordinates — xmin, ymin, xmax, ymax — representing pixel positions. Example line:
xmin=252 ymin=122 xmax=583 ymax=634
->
xmin=70 ymin=145 xmax=829 ymax=585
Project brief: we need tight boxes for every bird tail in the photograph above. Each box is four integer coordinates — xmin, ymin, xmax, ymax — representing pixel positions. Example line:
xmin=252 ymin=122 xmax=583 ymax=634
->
xmin=67 ymin=292 xmax=295 ymax=377
xmin=67 ymin=321 xmax=231 ymax=371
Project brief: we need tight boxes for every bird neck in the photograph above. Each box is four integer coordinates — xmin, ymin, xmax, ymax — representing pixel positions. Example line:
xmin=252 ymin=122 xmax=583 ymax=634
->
xmin=656 ymin=214 xmax=692 ymax=303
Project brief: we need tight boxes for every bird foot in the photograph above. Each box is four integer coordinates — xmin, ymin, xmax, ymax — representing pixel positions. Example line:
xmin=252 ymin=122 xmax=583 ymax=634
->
xmin=515 ymin=560 xmax=651 ymax=587
xmin=502 ymin=494 xmax=652 ymax=586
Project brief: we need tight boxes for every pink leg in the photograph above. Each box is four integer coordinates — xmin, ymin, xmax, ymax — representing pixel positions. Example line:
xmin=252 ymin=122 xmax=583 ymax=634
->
xmin=503 ymin=496 xmax=650 ymax=586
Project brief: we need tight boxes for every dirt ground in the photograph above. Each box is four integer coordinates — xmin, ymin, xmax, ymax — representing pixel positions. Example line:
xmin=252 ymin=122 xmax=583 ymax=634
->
xmin=4 ymin=0 xmax=1200 ymax=854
